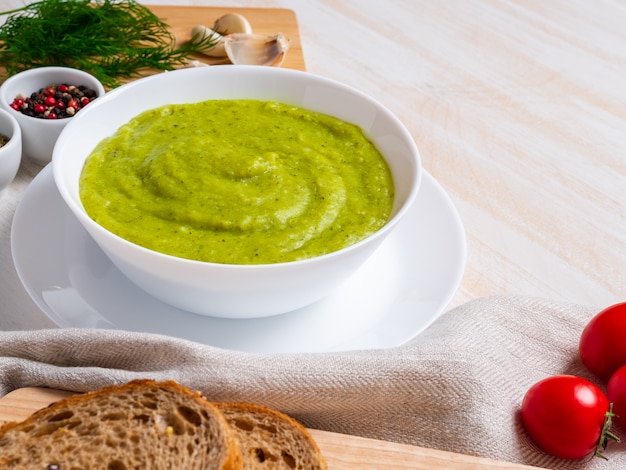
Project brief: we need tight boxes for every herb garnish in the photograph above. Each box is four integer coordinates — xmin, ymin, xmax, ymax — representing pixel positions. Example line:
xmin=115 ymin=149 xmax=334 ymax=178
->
xmin=0 ymin=0 xmax=218 ymax=88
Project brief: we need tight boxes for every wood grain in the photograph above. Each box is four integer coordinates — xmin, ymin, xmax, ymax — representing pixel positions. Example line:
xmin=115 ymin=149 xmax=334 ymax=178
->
xmin=2 ymin=1 xmax=626 ymax=328
xmin=1 ymin=2 xmax=625 ymax=466
xmin=0 ymin=387 xmax=542 ymax=470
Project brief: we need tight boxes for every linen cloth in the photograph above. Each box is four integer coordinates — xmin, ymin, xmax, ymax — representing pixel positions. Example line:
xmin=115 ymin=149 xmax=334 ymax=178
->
xmin=0 ymin=295 xmax=624 ymax=469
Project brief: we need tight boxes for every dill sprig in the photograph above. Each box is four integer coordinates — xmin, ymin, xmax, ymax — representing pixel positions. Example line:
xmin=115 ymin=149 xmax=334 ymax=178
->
xmin=0 ymin=0 xmax=218 ymax=87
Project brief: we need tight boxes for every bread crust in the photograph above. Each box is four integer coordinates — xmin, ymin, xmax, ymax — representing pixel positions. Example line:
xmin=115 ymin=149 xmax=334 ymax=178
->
xmin=215 ymin=402 xmax=328 ymax=469
xmin=0 ymin=381 xmax=328 ymax=470
xmin=0 ymin=379 xmax=242 ymax=470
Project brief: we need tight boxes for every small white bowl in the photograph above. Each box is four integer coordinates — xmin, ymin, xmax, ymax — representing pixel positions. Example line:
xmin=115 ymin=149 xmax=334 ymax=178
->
xmin=53 ymin=66 xmax=422 ymax=318
xmin=0 ymin=108 xmax=22 ymax=197
xmin=0 ymin=66 xmax=105 ymax=165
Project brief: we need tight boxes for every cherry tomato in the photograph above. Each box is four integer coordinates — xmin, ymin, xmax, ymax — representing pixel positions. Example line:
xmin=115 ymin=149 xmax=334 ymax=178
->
xmin=521 ymin=375 xmax=611 ymax=459
xmin=607 ymin=365 xmax=626 ymax=430
xmin=580 ymin=302 xmax=626 ymax=381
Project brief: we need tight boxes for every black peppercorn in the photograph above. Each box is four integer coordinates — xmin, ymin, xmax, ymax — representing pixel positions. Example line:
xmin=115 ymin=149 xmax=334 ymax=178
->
xmin=9 ymin=83 xmax=98 ymax=119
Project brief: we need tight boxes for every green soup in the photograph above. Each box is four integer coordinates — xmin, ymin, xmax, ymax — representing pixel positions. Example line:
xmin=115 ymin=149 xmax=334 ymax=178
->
xmin=79 ymin=99 xmax=394 ymax=264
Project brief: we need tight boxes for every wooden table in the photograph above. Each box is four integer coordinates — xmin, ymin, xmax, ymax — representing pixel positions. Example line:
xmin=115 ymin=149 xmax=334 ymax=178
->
xmin=0 ymin=1 xmax=625 ymax=466
xmin=2 ymin=0 xmax=625 ymax=330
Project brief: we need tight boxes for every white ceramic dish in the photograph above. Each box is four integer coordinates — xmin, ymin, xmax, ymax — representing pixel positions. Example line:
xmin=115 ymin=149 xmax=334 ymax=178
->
xmin=0 ymin=66 xmax=105 ymax=165
xmin=52 ymin=66 xmax=421 ymax=318
xmin=0 ymin=108 xmax=22 ymax=196
xmin=12 ymin=165 xmax=466 ymax=353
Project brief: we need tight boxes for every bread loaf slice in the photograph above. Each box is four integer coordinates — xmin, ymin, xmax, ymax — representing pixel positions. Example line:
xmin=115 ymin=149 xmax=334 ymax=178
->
xmin=0 ymin=380 xmax=242 ymax=470
xmin=215 ymin=402 xmax=327 ymax=469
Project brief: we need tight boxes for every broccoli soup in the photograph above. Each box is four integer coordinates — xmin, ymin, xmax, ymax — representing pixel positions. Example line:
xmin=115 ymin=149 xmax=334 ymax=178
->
xmin=79 ymin=99 xmax=394 ymax=264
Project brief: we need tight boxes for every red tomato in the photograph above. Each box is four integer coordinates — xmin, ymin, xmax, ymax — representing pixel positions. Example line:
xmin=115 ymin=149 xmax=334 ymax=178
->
xmin=521 ymin=375 xmax=610 ymax=459
xmin=607 ymin=365 xmax=626 ymax=430
xmin=580 ymin=302 xmax=626 ymax=381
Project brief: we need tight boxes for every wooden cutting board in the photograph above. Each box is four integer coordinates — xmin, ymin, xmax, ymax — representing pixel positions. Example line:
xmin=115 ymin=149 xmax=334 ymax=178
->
xmin=0 ymin=387 xmax=543 ymax=469
xmin=0 ymin=6 xmax=304 ymax=84
xmin=150 ymin=5 xmax=305 ymax=71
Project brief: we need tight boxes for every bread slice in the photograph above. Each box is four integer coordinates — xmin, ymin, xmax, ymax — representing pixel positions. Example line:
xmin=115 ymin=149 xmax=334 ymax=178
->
xmin=0 ymin=380 xmax=242 ymax=470
xmin=214 ymin=402 xmax=327 ymax=469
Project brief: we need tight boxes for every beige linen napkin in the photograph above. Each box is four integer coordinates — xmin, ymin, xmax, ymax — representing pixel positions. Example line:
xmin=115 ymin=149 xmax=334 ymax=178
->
xmin=0 ymin=295 xmax=624 ymax=469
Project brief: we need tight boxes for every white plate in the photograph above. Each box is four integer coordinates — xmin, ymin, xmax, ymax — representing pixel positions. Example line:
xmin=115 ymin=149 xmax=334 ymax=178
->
xmin=11 ymin=165 xmax=466 ymax=353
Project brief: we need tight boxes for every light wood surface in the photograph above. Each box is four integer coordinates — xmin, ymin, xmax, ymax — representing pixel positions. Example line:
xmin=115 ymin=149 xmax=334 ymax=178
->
xmin=0 ymin=387 xmax=542 ymax=469
xmin=1 ymin=1 xmax=626 ymax=466
xmin=2 ymin=0 xmax=625 ymax=330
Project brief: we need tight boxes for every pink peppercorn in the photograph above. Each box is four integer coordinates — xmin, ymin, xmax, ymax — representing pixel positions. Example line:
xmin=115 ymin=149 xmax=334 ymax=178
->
xmin=10 ymin=84 xmax=98 ymax=119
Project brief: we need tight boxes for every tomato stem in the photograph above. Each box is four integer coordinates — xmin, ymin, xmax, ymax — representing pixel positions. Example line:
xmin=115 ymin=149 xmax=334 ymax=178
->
xmin=594 ymin=404 xmax=621 ymax=460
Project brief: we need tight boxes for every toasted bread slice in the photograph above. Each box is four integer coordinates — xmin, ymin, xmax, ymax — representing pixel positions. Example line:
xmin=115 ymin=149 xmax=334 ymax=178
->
xmin=215 ymin=402 xmax=327 ymax=469
xmin=0 ymin=380 xmax=242 ymax=470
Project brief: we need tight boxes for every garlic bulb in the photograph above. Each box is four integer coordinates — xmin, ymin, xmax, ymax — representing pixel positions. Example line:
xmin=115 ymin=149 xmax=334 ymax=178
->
xmin=224 ymin=33 xmax=290 ymax=67
xmin=191 ymin=13 xmax=254 ymax=58
xmin=213 ymin=13 xmax=253 ymax=36
xmin=190 ymin=24 xmax=226 ymax=57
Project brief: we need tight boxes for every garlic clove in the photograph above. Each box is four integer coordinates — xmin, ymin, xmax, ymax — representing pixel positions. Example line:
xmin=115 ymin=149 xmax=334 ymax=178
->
xmin=190 ymin=24 xmax=227 ymax=57
xmin=224 ymin=33 xmax=290 ymax=67
xmin=213 ymin=13 xmax=253 ymax=36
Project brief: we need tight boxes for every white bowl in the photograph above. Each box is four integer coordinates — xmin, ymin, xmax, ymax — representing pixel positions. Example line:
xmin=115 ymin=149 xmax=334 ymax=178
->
xmin=53 ymin=66 xmax=421 ymax=318
xmin=0 ymin=108 xmax=21 ymax=196
xmin=0 ymin=66 xmax=105 ymax=165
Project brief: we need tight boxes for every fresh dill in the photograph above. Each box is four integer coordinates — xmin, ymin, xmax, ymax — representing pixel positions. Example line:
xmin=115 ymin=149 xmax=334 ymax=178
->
xmin=0 ymin=0 xmax=218 ymax=87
